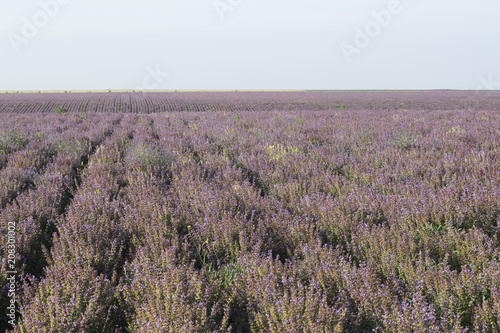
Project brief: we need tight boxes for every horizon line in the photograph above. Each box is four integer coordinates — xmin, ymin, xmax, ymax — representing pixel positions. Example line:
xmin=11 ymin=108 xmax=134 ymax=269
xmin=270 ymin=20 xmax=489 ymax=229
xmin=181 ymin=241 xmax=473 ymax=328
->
xmin=1 ymin=89 xmax=493 ymax=94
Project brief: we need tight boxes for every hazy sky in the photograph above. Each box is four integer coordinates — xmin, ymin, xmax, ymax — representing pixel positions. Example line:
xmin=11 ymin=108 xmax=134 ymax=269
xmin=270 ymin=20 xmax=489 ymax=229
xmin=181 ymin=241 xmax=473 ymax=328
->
xmin=1 ymin=0 xmax=499 ymax=91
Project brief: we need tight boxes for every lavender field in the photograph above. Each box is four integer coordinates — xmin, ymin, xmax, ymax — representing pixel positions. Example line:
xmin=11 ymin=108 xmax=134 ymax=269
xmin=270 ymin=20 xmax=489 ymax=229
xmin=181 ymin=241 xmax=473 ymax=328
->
xmin=0 ymin=92 xmax=499 ymax=332
xmin=2 ymin=90 xmax=500 ymax=114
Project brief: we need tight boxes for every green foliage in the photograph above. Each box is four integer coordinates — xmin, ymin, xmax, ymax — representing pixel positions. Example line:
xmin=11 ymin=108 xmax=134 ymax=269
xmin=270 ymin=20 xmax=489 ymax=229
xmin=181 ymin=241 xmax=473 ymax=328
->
xmin=266 ymin=143 xmax=302 ymax=161
xmin=125 ymin=143 xmax=174 ymax=169
xmin=204 ymin=263 xmax=242 ymax=287
xmin=54 ymin=107 xmax=68 ymax=114
xmin=389 ymin=125 xmax=418 ymax=149
xmin=55 ymin=139 xmax=92 ymax=156
xmin=0 ymin=129 xmax=30 ymax=153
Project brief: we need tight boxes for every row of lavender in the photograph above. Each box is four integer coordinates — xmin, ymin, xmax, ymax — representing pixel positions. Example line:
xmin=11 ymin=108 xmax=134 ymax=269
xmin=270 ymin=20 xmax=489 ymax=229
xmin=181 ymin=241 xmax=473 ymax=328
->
xmin=1 ymin=109 xmax=499 ymax=332
xmin=0 ymin=114 xmax=122 ymax=329
xmin=2 ymin=91 xmax=500 ymax=114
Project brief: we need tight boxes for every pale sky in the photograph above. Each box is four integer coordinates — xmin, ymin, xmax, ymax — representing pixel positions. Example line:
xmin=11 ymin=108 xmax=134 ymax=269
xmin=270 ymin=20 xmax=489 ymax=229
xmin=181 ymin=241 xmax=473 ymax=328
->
xmin=1 ymin=0 xmax=499 ymax=91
